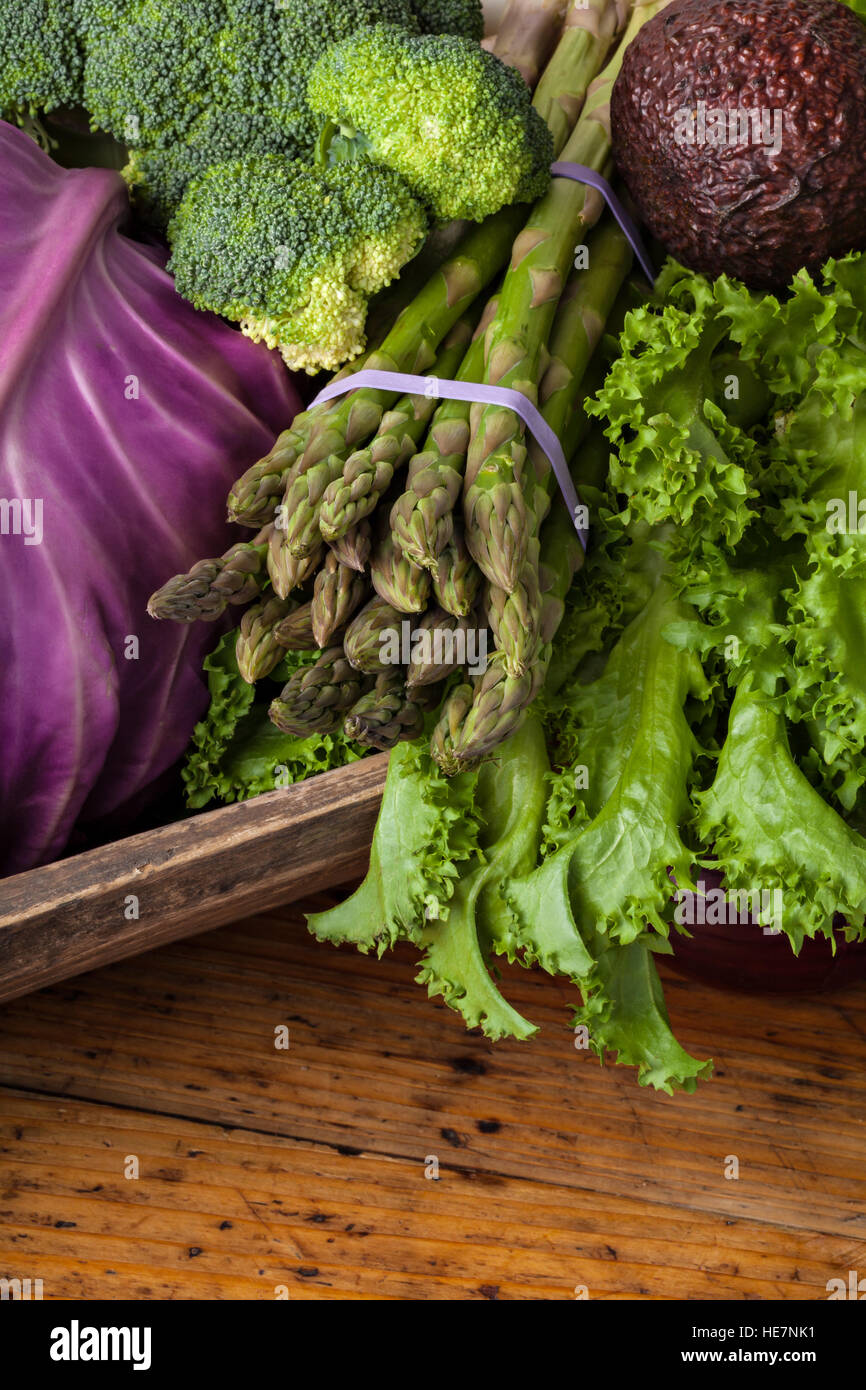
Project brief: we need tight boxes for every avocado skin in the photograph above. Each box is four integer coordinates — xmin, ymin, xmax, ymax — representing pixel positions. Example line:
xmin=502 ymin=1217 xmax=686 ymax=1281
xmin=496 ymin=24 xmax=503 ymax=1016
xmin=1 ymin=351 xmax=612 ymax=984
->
xmin=610 ymin=0 xmax=866 ymax=289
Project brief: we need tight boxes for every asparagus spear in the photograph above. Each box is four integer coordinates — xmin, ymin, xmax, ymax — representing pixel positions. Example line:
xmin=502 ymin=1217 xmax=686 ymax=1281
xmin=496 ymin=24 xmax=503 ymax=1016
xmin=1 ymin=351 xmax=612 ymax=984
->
xmin=328 ymin=519 xmax=373 ymax=573
xmin=274 ymin=599 xmax=317 ymax=651
xmin=431 ymin=585 xmax=560 ymax=772
xmin=270 ymin=645 xmax=374 ymax=737
xmin=388 ymin=0 xmax=617 ymax=578
xmin=266 ymin=524 xmax=323 ymax=599
xmin=431 ymin=426 xmax=591 ymax=772
xmin=432 ymin=524 xmax=483 ymax=618
xmin=533 ymin=0 xmax=629 ymax=156
xmin=343 ymin=595 xmax=404 ymax=673
xmin=487 ymin=218 xmax=633 ymax=675
xmin=485 ymin=536 xmax=543 ymax=675
xmin=405 ymin=606 xmax=478 ymax=689
xmin=462 ymin=0 xmax=666 ymax=593
xmin=317 ymin=315 xmax=476 ymax=546
xmin=147 ymin=528 xmax=270 ymax=622
xmin=343 ymin=671 xmax=432 ymax=750
xmin=226 ymin=358 xmax=370 ymax=528
xmin=370 ymin=518 xmax=431 ymax=614
xmin=234 ymin=595 xmax=295 ymax=682
xmin=388 ymin=323 xmax=491 ymax=574
xmin=492 ymin=0 xmax=572 ymax=88
xmin=310 ymin=548 xmax=369 ymax=647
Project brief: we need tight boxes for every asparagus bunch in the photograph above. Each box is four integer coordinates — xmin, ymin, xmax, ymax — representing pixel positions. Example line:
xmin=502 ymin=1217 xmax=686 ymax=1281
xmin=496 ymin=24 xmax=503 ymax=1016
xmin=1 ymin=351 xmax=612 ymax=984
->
xmin=149 ymin=0 xmax=645 ymax=765
xmin=282 ymin=313 xmax=477 ymax=564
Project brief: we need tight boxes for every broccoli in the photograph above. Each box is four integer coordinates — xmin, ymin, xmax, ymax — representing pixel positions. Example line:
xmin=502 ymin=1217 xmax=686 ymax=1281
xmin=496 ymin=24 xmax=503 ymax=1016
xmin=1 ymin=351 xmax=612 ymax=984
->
xmin=409 ymin=0 xmax=484 ymax=40
xmin=81 ymin=0 xmax=225 ymax=149
xmin=218 ymin=0 xmax=423 ymax=147
xmin=167 ymin=154 xmax=428 ymax=374
xmin=307 ymin=25 xmax=553 ymax=222
xmin=0 ymin=0 xmax=83 ymax=119
xmin=125 ymin=109 xmax=305 ymax=228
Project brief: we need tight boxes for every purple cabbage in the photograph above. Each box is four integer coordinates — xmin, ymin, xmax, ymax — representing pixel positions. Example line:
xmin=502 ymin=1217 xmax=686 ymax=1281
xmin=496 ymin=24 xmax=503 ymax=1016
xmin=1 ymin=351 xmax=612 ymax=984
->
xmin=0 ymin=121 xmax=301 ymax=874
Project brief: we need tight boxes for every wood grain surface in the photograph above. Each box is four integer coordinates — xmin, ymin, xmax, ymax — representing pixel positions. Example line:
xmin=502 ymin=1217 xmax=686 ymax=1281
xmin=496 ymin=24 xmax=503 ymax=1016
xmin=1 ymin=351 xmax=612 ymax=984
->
xmin=0 ymin=891 xmax=864 ymax=1300
xmin=0 ymin=756 xmax=388 ymax=1005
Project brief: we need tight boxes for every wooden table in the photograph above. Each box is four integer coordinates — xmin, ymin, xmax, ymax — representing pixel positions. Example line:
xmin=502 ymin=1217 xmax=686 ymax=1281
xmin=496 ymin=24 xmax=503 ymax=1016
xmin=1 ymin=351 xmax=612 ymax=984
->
xmin=1 ymin=889 xmax=864 ymax=1301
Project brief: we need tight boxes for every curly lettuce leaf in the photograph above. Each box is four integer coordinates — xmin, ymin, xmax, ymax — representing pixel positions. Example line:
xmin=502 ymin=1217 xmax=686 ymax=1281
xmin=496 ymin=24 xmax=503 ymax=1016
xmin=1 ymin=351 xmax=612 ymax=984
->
xmin=587 ymin=265 xmax=757 ymax=552
xmin=577 ymin=940 xmax=712 ymax=1095
xmin=220 ymin=709 xmax=364 ymax=802
xmin=505 ymin=821 xmax=711 ymax=1094
xmin=308 ymin=738 xmax=482 ymax=956
xmin=417 ymin=715 xmax=551 ymax=1040
xmin=663 ymin=547 xmax=794 ymax=697
xmin=531 ymin=581 xmax=710 ymax=946
xmin=182 ymin=631 xmax=257 ymax=809
xmin=695 ymin=679 xmax=866 ymax=952
xmin=183 ymin=633 xmax=362 ymax=808
xmin=714 ymin=259 xmax=865 ymax=410
xmin=714 ymin=260 xmax=866 ymax=802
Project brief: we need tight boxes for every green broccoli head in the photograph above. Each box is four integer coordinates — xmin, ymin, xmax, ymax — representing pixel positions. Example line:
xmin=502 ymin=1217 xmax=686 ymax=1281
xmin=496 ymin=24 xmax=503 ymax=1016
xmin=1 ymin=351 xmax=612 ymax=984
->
xmin=218 ymin=0 xmax=422 ymax=147
xmin=125 ymin=109 xmax=305 ymax=228
xmin=167 ymin=154 xmax=428 ymax=374
xmin=0 ymin=0 xmax=83 ymax=117
xmin=409 ymin=0 xmax=484 ymax=40
xmin=307 ymin=25 xmax=553 ymax=222
xmin=82 ymin=0 xmax=225 ymax=148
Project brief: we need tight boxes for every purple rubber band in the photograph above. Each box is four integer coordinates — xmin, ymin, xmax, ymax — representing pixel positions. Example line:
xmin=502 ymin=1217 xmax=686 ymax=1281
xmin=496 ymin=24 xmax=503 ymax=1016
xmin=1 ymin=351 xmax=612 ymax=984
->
xmin=310 ymin=370 xmax=588 ymax=550
xmin=551 ymin=161 xmax=656 ymax=286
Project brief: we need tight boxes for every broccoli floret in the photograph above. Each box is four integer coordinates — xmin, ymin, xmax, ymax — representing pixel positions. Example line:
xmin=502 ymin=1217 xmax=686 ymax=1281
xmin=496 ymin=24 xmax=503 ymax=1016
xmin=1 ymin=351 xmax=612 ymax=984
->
xmin=167 ymin=154 xmax=428 ymax=374
xmin=82 ymin=0 xmax=225 ymax=149
xmin=0 ymin=0 xmax=83 ymax=118
xmin=307 ymin=25 xmax=553 ymax=221
xmin=125 ymin=109 xmax=305 ymax=228
xmin=217 ymin=0 xmax=422 ymax=148
xmin=409 ymin=0 xmax=483 ymax=40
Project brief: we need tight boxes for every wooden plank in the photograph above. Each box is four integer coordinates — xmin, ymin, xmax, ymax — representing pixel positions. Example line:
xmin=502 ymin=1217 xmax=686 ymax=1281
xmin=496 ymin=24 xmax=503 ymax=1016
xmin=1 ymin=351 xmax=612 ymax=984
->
xmin=0 ymin=758 xmax=388 ymax=1005
xmin=0 ymin=1091 xmax=856 ymax=1300
xmin=1 ymin=897 xmax=864 ymax=1275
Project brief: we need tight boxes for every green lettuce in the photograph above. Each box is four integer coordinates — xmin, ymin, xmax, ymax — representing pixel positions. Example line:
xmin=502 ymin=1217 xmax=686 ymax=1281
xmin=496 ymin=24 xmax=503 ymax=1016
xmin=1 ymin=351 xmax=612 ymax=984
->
xmin=183 ymin=630 xmax=363 ymax=809
xmin=531 ymin=578 xmax=711 ymax=945
xmin=587 ymin=264 xmax=757 ymax=553
xmin=695 ymin=678 xmax=866 ymax=951
xmin=308 ymin=737 xmax=483 ymax=955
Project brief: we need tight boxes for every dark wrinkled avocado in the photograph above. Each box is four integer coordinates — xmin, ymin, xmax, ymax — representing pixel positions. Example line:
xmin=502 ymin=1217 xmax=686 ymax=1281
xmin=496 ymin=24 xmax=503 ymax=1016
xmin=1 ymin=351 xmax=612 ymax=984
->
xmin=610 ymin=0 xmax=866 ymax=288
